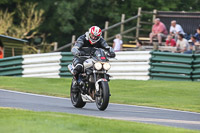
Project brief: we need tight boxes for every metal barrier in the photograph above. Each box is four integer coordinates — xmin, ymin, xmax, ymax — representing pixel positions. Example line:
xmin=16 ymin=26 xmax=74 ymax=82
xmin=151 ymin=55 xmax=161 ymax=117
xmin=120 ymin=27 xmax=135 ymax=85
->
xmin=1 ymin=51 xmax=200 ymax=81
xmin=192 ymin=54 xmax=200 ymax=81
xmin=0 ymin=56 xmax=23 ymax=76
xmin=0 ymin=51 xmax=151 ymax=80
xmin=149 ymin=51 xmax=200 ymax=81
xmin=109 ymin=51 xmax=151 ymax=80
xmin=150 ymin=52 xmax=193 ymax=64
xmin=22 ymin=53 xmax=62 ymax=78
xmin=59 ymin=52 xmax=73 ymax=78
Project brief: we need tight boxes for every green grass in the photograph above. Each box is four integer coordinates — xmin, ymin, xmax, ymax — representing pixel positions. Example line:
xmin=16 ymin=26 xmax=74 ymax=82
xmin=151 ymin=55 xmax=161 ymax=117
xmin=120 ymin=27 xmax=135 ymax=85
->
xmin=110 ymin=80 xmax=200 ymax=112
xmin=0 ymin=76 xmax=200 ymax=112
xmin=0 ymin=107 xmax=199 ymax=133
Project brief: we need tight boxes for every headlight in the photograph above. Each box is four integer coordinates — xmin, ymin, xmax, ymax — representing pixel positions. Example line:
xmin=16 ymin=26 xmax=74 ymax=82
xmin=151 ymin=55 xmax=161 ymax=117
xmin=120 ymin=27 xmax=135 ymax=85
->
xmin=94 ymin=62 xmax=102 ymax=70
xmin=103 ymin=62 xmax=111 ymax=70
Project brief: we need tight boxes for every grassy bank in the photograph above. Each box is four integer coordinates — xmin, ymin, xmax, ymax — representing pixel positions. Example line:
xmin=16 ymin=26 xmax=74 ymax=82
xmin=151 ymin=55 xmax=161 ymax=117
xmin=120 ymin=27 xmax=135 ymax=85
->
xmin=0 ymin=76 xmax=199 ymax=112
xmin=0 ymin=108 xmax=199 ymax=133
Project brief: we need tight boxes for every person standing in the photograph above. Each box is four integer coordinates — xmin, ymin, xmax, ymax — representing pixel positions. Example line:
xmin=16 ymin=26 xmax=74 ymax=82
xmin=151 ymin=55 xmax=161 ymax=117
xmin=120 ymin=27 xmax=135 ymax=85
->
xmin=113 ymin=34 xmax=123 ymax=52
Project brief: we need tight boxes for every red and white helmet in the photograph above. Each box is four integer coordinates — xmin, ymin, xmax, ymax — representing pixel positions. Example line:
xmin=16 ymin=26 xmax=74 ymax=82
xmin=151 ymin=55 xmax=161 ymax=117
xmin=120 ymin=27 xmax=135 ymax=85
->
xmin=88 ymin=26 xmax=102 ymax=44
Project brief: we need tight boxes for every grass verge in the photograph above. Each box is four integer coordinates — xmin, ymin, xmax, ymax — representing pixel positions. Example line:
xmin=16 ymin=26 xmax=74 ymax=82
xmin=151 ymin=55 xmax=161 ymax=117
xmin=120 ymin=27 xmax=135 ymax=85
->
xmin=0 ymin=107 xmax=199 ymax=133
xmin=0 ymin=76 xmax=199 ymax=112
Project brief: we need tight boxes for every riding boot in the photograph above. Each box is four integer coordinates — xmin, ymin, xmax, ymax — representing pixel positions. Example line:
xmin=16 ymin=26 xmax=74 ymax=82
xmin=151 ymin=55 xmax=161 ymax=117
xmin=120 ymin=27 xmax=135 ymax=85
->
xmin=71 ymin=72 xmax=79 ymax=93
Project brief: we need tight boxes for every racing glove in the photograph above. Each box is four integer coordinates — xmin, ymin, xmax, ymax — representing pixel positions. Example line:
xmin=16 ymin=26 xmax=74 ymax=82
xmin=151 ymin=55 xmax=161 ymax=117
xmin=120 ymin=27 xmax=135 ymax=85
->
xmin=108 ymin=47 xmax=116 ymax=58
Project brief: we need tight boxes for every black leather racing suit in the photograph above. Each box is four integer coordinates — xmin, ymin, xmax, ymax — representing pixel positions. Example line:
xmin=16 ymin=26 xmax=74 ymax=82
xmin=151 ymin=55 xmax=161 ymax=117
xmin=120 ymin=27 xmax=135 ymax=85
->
xmin=71 ymin=33 xmax=115 ymax=77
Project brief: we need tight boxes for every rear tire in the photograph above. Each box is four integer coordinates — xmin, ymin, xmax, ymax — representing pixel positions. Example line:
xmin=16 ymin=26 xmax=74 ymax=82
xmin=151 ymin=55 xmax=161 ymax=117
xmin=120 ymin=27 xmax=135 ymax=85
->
xmin=70 ymin=79 xmax=86 ymax=108
xmin=95 ymin=81 xmax=110 ymax=111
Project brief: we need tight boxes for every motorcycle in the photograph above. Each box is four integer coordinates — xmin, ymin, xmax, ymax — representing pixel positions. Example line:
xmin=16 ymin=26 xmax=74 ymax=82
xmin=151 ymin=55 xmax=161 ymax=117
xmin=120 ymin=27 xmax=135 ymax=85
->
xmin=68 ymin=48 xmax=112 ymax=111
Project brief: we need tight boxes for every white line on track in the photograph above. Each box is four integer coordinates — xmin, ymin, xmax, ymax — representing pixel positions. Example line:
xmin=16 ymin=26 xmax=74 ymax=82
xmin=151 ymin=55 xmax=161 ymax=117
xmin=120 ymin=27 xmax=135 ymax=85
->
xmin=0 ymin=89 xmax=69 ymax=100
xmin=0 ymin=88 xmax=200 ymax=115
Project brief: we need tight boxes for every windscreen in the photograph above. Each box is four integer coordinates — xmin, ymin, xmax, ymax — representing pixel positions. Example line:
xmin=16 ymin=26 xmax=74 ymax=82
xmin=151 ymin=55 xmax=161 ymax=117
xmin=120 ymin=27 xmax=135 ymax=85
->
xmin=93 ymin=48 xmax=107 ymax=62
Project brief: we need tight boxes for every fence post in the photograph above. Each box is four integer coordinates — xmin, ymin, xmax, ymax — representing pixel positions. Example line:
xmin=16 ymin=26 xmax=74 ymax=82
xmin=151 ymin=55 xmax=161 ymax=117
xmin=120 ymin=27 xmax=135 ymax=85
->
xmin=12 ymin=48 xmax=15 ymax=56
xmin=104 ymin=21 xmax=109 ymax=40
xmin=53 ymin=42 xmax=58 ymax=51
xmin=71 ymin=35 xmax=76 ymax=49
xmin=120 ymin=14 xmax=125 ymax=38
xmin=152 ymin=9 xmax=157 ymax=23
xmin=136 ymin=7 xmax=141 ymax=39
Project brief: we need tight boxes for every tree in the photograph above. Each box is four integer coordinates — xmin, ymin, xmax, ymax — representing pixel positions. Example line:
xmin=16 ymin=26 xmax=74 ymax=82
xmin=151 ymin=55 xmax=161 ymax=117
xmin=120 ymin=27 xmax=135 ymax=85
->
xmin=10 ymin=2 xmax=44 ymax=38
xmin=1 ymin=0 xmax=200 ymax=50
xmin=0 ymin=9 xmax=14 ymax=35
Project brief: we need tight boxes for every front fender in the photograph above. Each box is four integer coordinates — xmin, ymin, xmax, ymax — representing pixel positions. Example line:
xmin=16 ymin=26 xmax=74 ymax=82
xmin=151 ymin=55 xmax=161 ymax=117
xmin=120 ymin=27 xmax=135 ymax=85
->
xmin=95 ymin=78 xmax=107 ymax=91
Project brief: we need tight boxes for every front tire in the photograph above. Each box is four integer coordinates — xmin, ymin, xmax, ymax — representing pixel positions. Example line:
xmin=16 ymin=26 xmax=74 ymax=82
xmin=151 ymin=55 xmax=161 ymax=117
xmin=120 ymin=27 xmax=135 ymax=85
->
xmin=70 ymin=79 xmax=86 ymax=108
xmin=95 ymin=81 xmax=110 ymax=111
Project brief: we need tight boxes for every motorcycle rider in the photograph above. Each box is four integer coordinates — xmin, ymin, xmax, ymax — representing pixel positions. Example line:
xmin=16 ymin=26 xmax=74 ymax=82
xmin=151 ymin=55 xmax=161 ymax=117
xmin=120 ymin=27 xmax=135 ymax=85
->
xmin=71 ymin=26 xmax=116 ymax=92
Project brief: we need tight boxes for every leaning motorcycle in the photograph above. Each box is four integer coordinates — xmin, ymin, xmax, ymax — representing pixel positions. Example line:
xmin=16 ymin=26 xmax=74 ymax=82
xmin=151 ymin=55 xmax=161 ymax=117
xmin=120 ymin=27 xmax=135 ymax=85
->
xmin=68 ymin=48 xmax=112 ymax=111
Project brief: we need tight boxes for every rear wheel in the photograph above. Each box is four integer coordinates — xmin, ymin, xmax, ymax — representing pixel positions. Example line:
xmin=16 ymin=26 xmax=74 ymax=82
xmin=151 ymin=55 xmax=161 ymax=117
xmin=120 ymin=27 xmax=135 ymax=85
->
xmin=70 ymin=79 xmax=86 ymax=108
xmin=95 ymin=81 xmax=110 ymax=111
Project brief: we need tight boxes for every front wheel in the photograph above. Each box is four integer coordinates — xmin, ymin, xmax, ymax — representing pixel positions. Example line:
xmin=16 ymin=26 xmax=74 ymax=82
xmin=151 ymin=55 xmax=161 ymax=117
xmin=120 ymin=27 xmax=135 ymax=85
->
xmin=95 ymin=81 xmax=110 ymax=111
xmin=70 ymin=79 xmax=86 ymax=108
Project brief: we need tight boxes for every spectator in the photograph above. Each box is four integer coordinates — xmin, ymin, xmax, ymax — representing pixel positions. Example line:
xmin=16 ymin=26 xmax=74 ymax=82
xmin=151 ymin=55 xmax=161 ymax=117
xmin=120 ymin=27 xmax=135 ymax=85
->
xmin=176 ymin=34 xmax=190 ymax=54
xmin=165 ymin=35 xmax=176 ymax=47
xmin=170 ymin=20 xmax=185 ymax=41
xmin=0 ymin=40 xmax=4 ymax=59
xmin=136 ymin=40 xmax=145 ymax=51
xmin=149 ymin=18 xmax=168 ymax=45
xmin=113 ymin=34 xmax=123 ymax=52
xmin=195 ymin=41 xmax=200 ymax=54
xmin=190 ymin=36 xmax=199 ymax=46
xmin=194 ymin=27 xmax=200 ymax=41
xmin=188 ymin=36 xmax=198 ymax=53
xmin=190 ymin=35 xmax=200 ymax=53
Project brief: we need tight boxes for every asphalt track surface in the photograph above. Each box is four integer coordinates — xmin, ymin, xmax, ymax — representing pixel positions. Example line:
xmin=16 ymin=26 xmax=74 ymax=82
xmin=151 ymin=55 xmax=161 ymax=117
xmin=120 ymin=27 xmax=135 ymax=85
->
xmin=0 ymin=89 xmax=200 ymax=131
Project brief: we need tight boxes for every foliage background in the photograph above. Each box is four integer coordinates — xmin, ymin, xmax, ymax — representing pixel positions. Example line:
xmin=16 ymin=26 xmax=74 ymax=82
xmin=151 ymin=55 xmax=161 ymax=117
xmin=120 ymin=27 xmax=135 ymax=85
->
xmin=0 ymin=0 xmax=200 ymax=50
